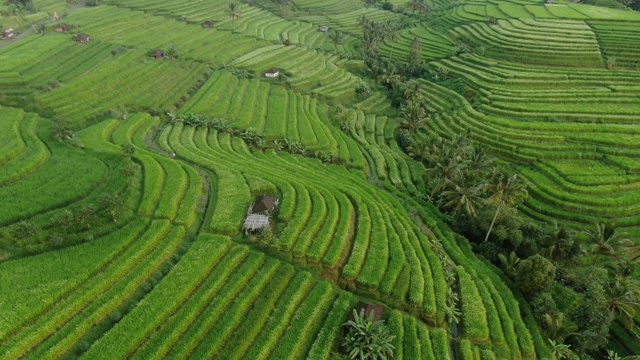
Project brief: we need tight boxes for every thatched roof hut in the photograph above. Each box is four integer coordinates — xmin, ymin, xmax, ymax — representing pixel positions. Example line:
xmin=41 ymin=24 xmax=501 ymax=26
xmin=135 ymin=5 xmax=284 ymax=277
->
xmin=55 ymin=24 xmax=69 ymax=32
xmin=251 ymin=195 xmax=278 ymax=214
xmin=73 ymin=33 xmax=90 ymax=43
xmin=202 ymin=20 xmax=213 ymax=28
xmin=148 ymin=49 xmax=165 ymax=59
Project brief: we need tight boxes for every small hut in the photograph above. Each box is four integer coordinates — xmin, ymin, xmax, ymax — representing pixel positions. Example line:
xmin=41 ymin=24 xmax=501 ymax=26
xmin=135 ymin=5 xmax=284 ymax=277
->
xmin=2 ymin=28 xmax=14 ymax=39
xmin=202 ymin=20 xmax=213 ymax=28
xmin=243 ymin=214 xmax=270 ymax=233
xmin=73 ymin=33 xmax=90 ymax=43
xmin=349 ymin=302 xmax=383 ymax=322
xmin=148 ymin=49 xmax=165 ymax=59
xmin=55 ymin=24 xmax=69 ymax=32
xmin=319 ymin=25 xmax=329 ymax=32
xmin=251 ymin=195 xmax=278 ymax=214
xmin=265 ymin=68 xmax=280 ymax=78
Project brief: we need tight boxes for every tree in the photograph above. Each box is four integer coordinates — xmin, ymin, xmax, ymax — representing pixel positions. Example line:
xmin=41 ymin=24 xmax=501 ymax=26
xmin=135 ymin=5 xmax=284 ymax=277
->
xmin=362 ymin=0 xmax=378 ymax=7
xmin=406 ymin=36 xmax=422 ymax=75
xmin=342 ymin=308 xmax=395 ymax=360
xmin=355 ymin=81 xmax=371 ymax=100
xmin=440 ymin=179 xmax=484 ymax=217
xmin=328 ymin=30 xmax=344 ymax=46
xmin=541 ymin=222 xmax=583 ymax=265
xmin=398 ymin=99 xmax=427 ymax=134
xmin=75 ymin=203 xmax=96 ymax=230
xmin=12 ymin=221 xmax=39 ymax=241
xmin=606 ymin=276 xmax=640 ymax=329
xmin=227 ymin=2 xmax=242 ymax=34
xmin=483 ymin=170 xmax=527 ymax=243
xmin=166 ymin=44 xmax=178 ymax=60
xmin=384 ymin=20 xmax=400 ymax=60
xmin=515 ymin=255 xmax=556 ymax=297
xmin=99 ymin=193 xmax=124 ymax=221
xmin=548 ymin=339 xmax=572 ymax=360
xmin=121 ymin=143 xmax=135 ymax=157
xmin=585 ymin=222 xmax=633 ymax=265
xmin=542 ymin=312 xmax=577 ymax=343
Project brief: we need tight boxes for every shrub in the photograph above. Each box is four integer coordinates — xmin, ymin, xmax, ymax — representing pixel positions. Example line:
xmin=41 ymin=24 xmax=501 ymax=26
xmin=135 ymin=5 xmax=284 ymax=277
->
xmin=342 ymin=308 xmax=395 ymax=360
xmin=382 ymin=2 xmax=393 ymax=10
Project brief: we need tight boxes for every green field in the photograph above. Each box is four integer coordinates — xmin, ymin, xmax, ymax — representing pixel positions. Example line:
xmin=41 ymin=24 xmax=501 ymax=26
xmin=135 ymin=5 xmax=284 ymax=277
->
xmin=1 ymin=0 xmax=639 ymax=358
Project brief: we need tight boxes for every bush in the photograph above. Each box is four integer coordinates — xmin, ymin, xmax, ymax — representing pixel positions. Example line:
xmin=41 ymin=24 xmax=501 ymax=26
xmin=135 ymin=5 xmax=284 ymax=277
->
xmin=342 ymin=308 xmax=395 ymax=360
xmin=382 ymin=2 xmax=393 ymax=10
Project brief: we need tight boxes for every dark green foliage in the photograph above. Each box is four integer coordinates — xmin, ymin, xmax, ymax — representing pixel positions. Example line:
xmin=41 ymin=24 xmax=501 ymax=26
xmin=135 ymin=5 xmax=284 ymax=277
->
xmin=515 ymin=255 xmax=555 ymax=298
xmin=342 ymin=308 xmax=396 ymax=360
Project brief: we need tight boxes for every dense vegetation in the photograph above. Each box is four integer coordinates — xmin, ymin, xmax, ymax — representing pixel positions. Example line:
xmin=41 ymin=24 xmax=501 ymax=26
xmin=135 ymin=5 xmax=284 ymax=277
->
xmin=1 ymin=0 xmax=639 ymax=358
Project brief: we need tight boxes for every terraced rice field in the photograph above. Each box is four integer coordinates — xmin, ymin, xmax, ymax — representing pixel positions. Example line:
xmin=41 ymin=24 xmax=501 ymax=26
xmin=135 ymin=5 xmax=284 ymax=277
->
xmin=2 ymin=0 xmax=640 ymax=357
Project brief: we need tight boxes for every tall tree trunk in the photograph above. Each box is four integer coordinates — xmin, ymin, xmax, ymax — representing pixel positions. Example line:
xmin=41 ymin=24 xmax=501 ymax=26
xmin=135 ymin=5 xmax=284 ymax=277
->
xmin=389 ymin=42 xmax=395 ymax=60
xmin=592 ymin=253 xmax=601 ymax=266
xmin=484 ymin=203 xmax=501 ymax=242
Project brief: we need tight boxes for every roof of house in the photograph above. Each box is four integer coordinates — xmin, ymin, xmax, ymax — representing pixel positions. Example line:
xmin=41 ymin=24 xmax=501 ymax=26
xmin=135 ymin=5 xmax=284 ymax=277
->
xmin=252 ymin=195 xmax=278 ymax=214
xmin=202 ymin=20 xmax=213 ymax=28
xmin=74 ymin=33 xmax=89 ymax=41
xmin=349 ymin=302 xmax=383 ymax=322
xmin=265 ymin=67 xmax=279 ymax=75
xmin=55 ymin=23 xmax=69 ymax=29
xmin=319 ymin=25 xmax=329 ymax=32
xmin=149 ymin=49 xmax=165 ymax=57
xmin=243 ymin=214 xmax=270 ymax=231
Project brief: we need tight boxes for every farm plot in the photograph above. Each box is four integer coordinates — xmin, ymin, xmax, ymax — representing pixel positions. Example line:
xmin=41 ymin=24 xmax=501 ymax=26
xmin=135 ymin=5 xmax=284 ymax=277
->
xmin=448 ymin=18 xmax=603 ymax=67
xmin=589 ymin=20 xmax=640 ymax=70
xmin=82 ymin=233 xmax=358 ymax=360
xmin=379 ymin=25 xmax=456 ymax=62
xmin=163 ymin=122 xmax=448 ymax=322
xmin=179 ymin=70 xmax=353 ymax=155
xmin=421 ymin=53 xmax=640 ymax=231
xmin=230 ymin=45 xmax=362 ymax=99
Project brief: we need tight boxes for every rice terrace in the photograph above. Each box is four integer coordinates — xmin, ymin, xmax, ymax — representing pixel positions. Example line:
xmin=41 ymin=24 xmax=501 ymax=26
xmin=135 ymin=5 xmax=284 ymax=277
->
xmin=1 ymin=0 xmax=640 ymax=357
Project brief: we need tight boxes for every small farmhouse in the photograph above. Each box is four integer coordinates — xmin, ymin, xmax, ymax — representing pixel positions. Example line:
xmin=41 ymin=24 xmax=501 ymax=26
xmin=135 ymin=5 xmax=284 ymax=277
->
xmin=243 ymin=195 xmax=279 ymax=233
xmin=2 ymin=28 xmax=14 ymax=39
xmin=319 ymin=25 xmax=329 ymax=32
xmin=265 ymin=68 xmax=280 ymax=78
xmin=251 ymin=195 xmax=278 ymax=214
xmin=73 ymin=33 xmax=90 ymax=43
xmin=148 ymin=49 xmax=165 ymax=59
xmin=55 ymin=24 xmax=69 ymax=32
xmin=202 ymin=20 xmax=213 ymax=28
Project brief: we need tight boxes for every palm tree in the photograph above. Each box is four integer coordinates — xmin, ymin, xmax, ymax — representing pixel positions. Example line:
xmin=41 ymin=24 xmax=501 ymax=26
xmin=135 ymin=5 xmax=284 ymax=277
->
xmin=483 ymin=170 xmax=528 ymax=242
xmin=607 ymin=278 xmax=640 ymax=329
xmin=399 ymin=99 xmax=427 ymax=134
xmin=548 ymin=339 xmax=572 ymax=360
xmin=403 ymin=79 xmax=424 ymax=103
xmin=543 ymin=312 xmax=577 ymax=343
xmin=377 ymin=67 xmax=401 ymax=90
xmin=384 ymin=20 xmax=400 ymax=60
xmin=227 ymin=2 xmax=242 ymax=34
xmin=425 ymin=152 xmax=466 ymax=197
xmin=585 ymin=222 xmax=633 ymax=265
xmin=541 ymin=222 xmax=579 ymax=263
xmin=328 ymin=30 xmax=344 ymax=46
xmin=440 ymin=179 xmax=484 ymax=217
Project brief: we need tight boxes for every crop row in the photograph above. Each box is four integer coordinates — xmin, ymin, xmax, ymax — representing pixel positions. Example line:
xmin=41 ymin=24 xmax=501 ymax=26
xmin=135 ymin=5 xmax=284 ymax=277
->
xmin=163 ymin=122 xmax=448 ymax=319
xmin=83 ymin=232 xmax=357 ymax=359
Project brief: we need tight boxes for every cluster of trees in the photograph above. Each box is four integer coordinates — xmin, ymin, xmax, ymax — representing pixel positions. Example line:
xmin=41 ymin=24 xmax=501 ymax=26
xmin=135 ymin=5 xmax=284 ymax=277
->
xmin=398 ymin=129 xmax=639 ymax=358
xmin=500 ymin=222 xmax=640 ymax=359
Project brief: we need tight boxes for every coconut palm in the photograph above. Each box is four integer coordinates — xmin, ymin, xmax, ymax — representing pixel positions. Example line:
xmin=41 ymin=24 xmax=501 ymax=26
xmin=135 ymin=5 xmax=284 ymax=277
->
xmin=607 ymin=278 xmax=640 ymax=329
xmin=384 ymin=20 xmax=400 ymax=60
xmin=440 ymin=179 xmax=484 ymax=217
xmin=328 ymin=30 xmax=344 ymax=46
xmin=399 ymin=99 xmax=427 ymax=134
xmin=585 ymin=222 xmax=633 ymax=265
xmin=541 ymin=222 xmax=582 ymax=264
xmin=483 ymin=170 xmax=528 ymax=242
xmin=543 ymin=312 xmax=577 ymax=344
xmin=227 ymin=2 xmax=242 ymax=34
